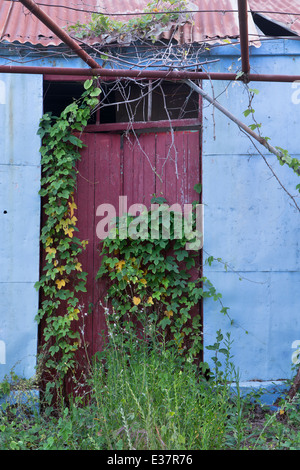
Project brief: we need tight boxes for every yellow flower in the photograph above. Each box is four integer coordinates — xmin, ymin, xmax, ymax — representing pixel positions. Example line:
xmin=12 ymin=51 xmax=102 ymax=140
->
xmin=55 ymin=279 xmax=66 ymax=290
xmin=164 ymin=310 xmax=173 ymax=319
xmin=152 ymin=7 xmax=159 ymax=12
xmin=147 ymin=296 xmax=154 ymax=305
xmin=133 ymin=296 xmax=141 ymax=306
xmin=279 ymin=409 xmax=285 ymax=416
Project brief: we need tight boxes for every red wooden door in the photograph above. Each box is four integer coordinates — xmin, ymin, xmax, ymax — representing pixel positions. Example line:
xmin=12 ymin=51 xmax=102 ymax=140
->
xmin=75 ymin=130 xmax=201 ymax=358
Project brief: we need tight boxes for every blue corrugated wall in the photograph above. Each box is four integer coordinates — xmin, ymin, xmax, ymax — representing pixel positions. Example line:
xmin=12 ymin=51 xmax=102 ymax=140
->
xmin=0 ymin=73 xmax=43 ymax=380
xmin=203 ymin=39 xmax=300 ymax=381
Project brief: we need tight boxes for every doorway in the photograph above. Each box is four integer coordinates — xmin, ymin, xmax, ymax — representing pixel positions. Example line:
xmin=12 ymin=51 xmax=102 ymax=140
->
xmin=42 ymin=75 xmax=203 ymax=358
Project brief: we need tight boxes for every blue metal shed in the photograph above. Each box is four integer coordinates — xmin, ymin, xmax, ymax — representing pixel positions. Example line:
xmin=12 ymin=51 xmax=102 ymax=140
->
xmin=0 ymin=0 xmax=299 ymax=401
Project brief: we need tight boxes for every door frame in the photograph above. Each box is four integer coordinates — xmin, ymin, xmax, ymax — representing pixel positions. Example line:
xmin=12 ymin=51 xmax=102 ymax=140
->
xmin=41 ymin=73 xmax=204 ymax=359
xmin=43 ymin=74 xmax=202 ymax=133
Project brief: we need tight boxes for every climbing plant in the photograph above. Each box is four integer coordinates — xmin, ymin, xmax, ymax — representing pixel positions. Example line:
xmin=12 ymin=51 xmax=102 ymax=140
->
xmin=96 ymin=193 xmax=222 ymax=363
xmin=69 ymin=0 xmax=191 ymax=44
xmin=35 ymin=79 xmax=101 ymax=385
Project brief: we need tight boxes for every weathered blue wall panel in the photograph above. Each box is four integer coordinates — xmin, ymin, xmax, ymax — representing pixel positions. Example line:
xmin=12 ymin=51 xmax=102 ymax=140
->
xmin=0 ymin=165 xmax=41 ymax=283
xmin=0 ymin=283 xmax=39 ymax=377
xmin=203 ymin=39 xmax=300 ymax=381
xmin=0 ymin=73 xmax=42 ymax=380
xmin=203 ymin=271 xmax=300 ymax=381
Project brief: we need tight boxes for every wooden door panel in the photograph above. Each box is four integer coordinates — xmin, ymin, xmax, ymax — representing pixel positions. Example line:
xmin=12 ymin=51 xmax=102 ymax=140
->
xmin=93 ymin=134 xmax=122 ymax=353
xmin=122 ymin=133 xmax=156 ymax=208
xmin=75 ymin=130 xmax=201 ymax=358
xmin=155 ymin=130 xmax=200 ymax=205
xmin=75 ymin=133 xmax=96 ymax=359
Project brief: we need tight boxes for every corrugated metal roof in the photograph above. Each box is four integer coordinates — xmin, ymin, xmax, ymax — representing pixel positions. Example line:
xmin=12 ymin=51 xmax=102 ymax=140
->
xmin=1 ymin=0 xmax=299 ymax=49
xmin=248 ymin=0 xmax=300 ymax=36
xmin=0 ymin=0 xmax=261 ymax=47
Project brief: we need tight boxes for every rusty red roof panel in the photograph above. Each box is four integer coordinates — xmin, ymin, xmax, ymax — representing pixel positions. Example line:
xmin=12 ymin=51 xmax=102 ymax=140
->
xmin=248 ymin=0 xmax=300 ymax=36
xmin=2 ymin=0 xmax=299 ymax=48
xmin=0 ymin=0 xmax=262 ymax=46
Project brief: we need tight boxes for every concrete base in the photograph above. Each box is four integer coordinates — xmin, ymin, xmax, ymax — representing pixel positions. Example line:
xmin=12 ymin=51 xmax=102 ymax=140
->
xmin=230 ymin=380 xmax=289 ymax=410
xmin=0 ymin=389 xmax=39 ymax=413
xmin=0 ymin=381 xmax=289 ymax=415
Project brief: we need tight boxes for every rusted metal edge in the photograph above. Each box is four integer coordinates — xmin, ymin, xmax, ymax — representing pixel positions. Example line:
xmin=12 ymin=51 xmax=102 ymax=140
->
xmin=18 ymin=0 xmax=100 ymax=69
xmin=0 ymin=65 xmax=300 ymax=82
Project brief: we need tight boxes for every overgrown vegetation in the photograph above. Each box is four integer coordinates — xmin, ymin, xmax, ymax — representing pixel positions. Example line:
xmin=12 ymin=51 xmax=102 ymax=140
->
xmin=68 ymin=0 xmax=191 ymax=45
xmin=1 ymin=322 xmax=300 ymax=450
xmin=97 ymin=194 xmax=220 ymax=366
xmin=34 ymin=79 xmax=100 ymax=392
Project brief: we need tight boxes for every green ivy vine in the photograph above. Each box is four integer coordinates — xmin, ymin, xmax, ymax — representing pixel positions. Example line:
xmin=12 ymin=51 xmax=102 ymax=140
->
xmin=97 ymin=193 xmax=222 ymax=363
xmin=35 ymin=79 xmax=101 ymax=382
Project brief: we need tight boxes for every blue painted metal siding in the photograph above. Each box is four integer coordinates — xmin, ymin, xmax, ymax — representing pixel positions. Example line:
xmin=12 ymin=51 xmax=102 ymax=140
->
xmin=202 ymin=39 xmax=300 ymax=381
xmin=0 ymin=73 xmax=43 ymax=380
xmin=0 ymin=51 xmax=89 ymax=383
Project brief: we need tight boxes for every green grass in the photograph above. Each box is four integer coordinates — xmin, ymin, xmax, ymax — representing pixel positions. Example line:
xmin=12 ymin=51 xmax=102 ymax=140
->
xmin=1 ymin=327 xmax=300 ymax=451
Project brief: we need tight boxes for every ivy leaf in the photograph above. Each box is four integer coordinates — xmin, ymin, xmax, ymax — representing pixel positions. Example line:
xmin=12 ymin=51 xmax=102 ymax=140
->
xmin=55 ymin=279 xmax=66 ymax=290
xmin=151 ymin=196 xmax=167 ymax=204
xmin=176 ymin=250 xmax=187 ymax=262
xmin=62 ymin=102 xmax=78 ymax=115
xmin=67 ymin=135 xmax=83 ymax=147
xmin=133 ymin=296 xmax=141 ymax=306
xmin=193 ymin=183 xmax=202 ymax=194
xmin=249 ymin=88 xmax=259 ymax=95
xmin=159 ymin=317 xmax=171 ymax=329
xmin=84 ymin=79 xmax=94 ymax=90
xmin=75 ymin=281 xmax=87 ymax=292
xmin=243 ymin=108 xmax=255 ymax=117
xmin=90 ymin=87 xmax=101 ymax=97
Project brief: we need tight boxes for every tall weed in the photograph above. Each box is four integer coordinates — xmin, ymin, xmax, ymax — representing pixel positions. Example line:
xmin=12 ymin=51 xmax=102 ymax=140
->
xmin=86 ymin=315 xmax=237 ymax=450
